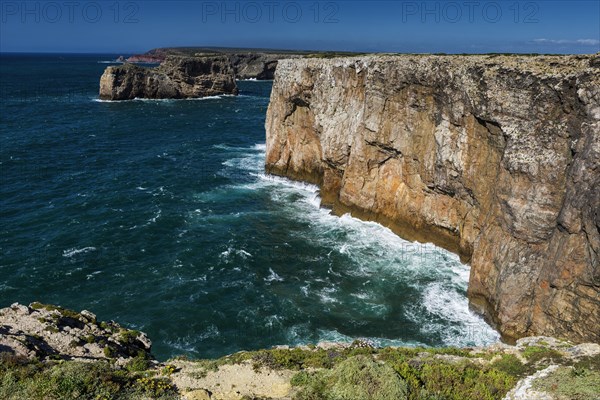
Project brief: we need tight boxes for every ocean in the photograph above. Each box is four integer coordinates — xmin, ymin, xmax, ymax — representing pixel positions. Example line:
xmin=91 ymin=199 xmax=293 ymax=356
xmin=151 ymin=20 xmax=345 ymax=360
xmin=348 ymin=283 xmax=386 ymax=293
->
xmin=0 ymin=54 xmax=499 ymax=360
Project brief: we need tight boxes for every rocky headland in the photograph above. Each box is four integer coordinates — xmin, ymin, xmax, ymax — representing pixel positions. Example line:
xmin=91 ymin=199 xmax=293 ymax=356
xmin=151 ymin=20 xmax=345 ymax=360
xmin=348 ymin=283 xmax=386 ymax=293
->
xmin=99 ymin=56 xmax=239 ymax=100
xmin=1 ymin=302 xmax=599 ymax=400
xmin=124 ymin=47 xmax=307 ymax=80
xmin=265 ymin=53 xmax=600 ymax=344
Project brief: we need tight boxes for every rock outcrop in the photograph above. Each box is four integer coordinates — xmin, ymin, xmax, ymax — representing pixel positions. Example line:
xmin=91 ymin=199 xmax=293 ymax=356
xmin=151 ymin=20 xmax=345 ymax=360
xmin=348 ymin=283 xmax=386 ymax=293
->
xmin=0 ymin=302 xmax=152 ymax=365
xmin=265 ymin=54 xmax=600 ymax=343
xmin=99 ymin=56 xmax=238 ymax=100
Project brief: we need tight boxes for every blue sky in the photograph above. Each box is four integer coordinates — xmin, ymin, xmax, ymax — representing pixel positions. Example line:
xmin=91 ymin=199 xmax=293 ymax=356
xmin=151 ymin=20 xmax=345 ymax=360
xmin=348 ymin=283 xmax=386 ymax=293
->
xmin=1 ymin=1 xmax=599 ymax=54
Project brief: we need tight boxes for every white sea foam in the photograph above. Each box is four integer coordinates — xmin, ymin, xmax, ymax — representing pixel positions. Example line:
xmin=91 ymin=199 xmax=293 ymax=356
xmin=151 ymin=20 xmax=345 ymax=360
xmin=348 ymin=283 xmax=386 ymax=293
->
xmin=222 ymin=156 xmax=263 ymax=173
xmin=93 ymin=94 xmax=237 ymax=103
xmin=351 ymin=291 xmax=371 ymax=300
xmin=237 ymin=78 xmax=274 ymax=82
xmin=300 ymin=285 xmax=310 ymax=296
xmin=220 ymin=247 xmax=252 ymax=263
xmin=317 ymin=286 xmax=339 ymax=304
xmin=213 ymin=143 xmax=265 ymax=152
xmin=264 ymin=314 xmax=284 ymax=329
xmin=62 ymin=247 xmax=96 ymax=258
xmin=147 ymin=209 xmax=161 ymax=223
xmin=86 ymin=271 xmax=102 ymax=280
xmin=419 ymin=282 xmax=500 ymax=346
xmin=239 ymin=249 xmax=252 ymax=258
xmin=265 ymin=268 xmax=284 ymax=282
xmin=192 ymin=142 xmax=498 ymax=348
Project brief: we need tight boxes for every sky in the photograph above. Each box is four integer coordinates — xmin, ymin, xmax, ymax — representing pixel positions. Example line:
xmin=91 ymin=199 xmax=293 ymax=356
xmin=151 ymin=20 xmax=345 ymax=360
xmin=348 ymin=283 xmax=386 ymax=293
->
xmin=0 ymin=0 xmax=599 ymax=54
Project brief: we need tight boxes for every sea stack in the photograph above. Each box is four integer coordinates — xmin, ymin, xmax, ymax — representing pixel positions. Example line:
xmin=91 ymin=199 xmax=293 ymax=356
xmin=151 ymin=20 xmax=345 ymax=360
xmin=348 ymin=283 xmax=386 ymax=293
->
xmin=99 ymin=56 xmax=238 ymax=100
xmin=265 ymin=54 xmax=600 ymax=344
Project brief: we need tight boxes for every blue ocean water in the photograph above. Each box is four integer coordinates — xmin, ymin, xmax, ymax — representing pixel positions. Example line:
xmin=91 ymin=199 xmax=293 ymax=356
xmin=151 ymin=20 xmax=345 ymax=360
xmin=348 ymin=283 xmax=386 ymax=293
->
xmin=0 ymin=54 xmax=499 ymax=360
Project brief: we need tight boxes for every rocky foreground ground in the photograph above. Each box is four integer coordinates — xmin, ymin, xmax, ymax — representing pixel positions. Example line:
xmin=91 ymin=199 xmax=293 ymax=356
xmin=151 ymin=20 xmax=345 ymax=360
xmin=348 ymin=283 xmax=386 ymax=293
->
xmin=1 ymin=303 xmax=599 ymax=399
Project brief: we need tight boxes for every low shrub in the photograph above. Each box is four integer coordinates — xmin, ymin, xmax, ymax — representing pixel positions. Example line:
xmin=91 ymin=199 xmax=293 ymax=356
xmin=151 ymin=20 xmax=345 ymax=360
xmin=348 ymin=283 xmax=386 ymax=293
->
xmin=293 ymin=355 xmax=409 ymax=400
xmin=0 ymin=356 xmax=178 ymax=400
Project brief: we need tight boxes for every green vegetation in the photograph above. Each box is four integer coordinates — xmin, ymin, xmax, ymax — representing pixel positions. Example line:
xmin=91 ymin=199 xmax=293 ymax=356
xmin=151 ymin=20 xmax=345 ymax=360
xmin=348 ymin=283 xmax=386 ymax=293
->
xmin=178 ymin=350 xmax=254 ymax=373
xmin=125 ymin=353 xmax=152 ymax=372
xmin=293 ymin=355 xmax=409 ymax=400
xmin=119 ymin=329 xmax=141 ymax=345
xmin=573 ymin=355 xmax=600 ymax=372
xmin=250 ymin=345 xmax=377 ymax=371
xmin=99 ymin=320 xmax=119 ymax=333
xmin=103 ymin=346 xmax=116 ymax=359
xmin=532 ymin=365 xmax=600 ymax=400
xmin=375 ymin=348 xmax=517 ymax=400
xmin=0 ymin=354 xmax=177 ymax=400
xmin=184 ymin=345 xmax=524 ymax=400
xmin=521 ymin=345 xmax=564 ymax=364
xmin=3 ymin=314 xmax=595 ymax=400
xmin=43 ymin=325 xmax=59 ymax=334
xmin=29 ymin=302 xmax=81 ymax=320
xmin=188 ymin=342 xmax=474 ymax=375
xmin=288 ymin=351 xmax=518 ymax=400
xmin=418 ymin=361 xmax=515 ymax=400
xmin=490 ymin=354 xmax=528 ymax=377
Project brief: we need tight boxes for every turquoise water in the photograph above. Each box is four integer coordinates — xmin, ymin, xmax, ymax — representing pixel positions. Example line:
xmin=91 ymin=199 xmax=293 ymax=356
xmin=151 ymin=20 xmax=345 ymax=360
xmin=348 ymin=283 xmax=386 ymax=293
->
xmin=0 ymin=54 xmax=499 ymax=360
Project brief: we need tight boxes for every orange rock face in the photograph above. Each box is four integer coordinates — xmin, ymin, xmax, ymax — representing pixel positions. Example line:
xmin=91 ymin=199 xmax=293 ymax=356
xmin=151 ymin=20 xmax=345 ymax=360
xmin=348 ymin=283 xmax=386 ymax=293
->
xmin=265 ymin=54 xmax=600 ymax=343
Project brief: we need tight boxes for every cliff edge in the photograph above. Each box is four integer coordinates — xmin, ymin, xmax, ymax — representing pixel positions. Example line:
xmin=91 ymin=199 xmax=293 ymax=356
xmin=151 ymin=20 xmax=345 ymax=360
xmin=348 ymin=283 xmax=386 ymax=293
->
xmin=265 ymin=54 xmax=600 ymax=343
xmin=99 ymin=56 xmax=238 ymax=100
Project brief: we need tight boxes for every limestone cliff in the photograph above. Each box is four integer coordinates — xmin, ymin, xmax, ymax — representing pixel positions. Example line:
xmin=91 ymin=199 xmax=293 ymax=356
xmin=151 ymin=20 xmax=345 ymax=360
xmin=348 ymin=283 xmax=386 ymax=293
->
xmin=99 ymin=56 xmax=238 ymax=100
xmin=265 ymin=54 xmax=600 ymax=343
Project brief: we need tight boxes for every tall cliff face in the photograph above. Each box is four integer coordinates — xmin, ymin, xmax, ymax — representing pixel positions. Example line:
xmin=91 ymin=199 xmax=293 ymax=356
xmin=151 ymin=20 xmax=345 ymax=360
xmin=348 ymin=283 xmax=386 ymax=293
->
xmin=265 ymin=54 xmax=600 ymax=343
xmin=99 ymin=56 xmax=238 ymax=100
